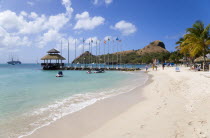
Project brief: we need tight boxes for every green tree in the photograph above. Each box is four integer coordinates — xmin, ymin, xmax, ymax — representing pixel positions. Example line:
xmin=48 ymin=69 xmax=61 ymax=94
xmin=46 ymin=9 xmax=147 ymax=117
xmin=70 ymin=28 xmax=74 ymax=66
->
xmin=183 ymin=21 xmax=210 ymax=64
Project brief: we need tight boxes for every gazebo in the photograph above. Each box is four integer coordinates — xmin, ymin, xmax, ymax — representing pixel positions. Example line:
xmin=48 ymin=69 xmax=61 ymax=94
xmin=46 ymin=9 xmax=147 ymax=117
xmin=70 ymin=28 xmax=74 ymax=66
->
xmin=41 ymin=48 xmax=66 ymax=70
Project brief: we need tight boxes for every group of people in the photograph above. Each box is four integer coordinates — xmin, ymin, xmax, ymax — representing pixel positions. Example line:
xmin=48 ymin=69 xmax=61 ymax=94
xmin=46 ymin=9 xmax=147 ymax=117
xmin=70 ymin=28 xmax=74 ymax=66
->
xmin=145 ymin=63 xmax=166 ymax=72
xmin=191 ymin=64 xmax=201 ymax=71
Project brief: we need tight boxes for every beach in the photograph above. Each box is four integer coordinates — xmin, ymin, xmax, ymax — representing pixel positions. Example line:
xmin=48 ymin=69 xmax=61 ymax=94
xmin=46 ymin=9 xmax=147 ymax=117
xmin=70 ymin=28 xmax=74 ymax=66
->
xmin=25 ymin=66 xmax=210 ymax=138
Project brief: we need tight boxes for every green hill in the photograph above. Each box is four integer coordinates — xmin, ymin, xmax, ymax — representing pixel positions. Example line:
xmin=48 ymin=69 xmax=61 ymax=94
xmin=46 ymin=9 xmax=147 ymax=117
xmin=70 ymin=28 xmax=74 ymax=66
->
xmin=72 ymin=40 xmax=171 ymax=64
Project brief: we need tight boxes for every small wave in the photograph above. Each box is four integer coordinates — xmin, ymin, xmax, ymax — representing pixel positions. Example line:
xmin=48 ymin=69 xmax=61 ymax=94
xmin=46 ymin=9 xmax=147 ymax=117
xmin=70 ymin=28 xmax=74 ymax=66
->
xmin=17 ymin=73 xmax=148 ymax=138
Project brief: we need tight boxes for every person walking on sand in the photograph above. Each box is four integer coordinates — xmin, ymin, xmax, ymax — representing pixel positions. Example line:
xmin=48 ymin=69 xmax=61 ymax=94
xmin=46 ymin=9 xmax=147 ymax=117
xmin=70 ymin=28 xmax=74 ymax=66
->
xmin=145 ymin=65 xmax=148 ymax=72
xmin=162 ymin=63 xmax=165 ymax=70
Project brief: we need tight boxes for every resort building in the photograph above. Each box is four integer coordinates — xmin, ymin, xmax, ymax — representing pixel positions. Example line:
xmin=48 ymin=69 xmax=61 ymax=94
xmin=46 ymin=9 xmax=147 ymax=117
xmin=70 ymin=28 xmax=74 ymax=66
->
xmin=41 ymin=48 xmax=66 ymax=70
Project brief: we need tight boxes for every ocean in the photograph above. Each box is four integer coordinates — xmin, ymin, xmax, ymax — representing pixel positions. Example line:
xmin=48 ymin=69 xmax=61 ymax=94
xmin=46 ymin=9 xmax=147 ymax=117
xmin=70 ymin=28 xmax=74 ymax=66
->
xmin=0 ymin=64 xmax=148 ymax=138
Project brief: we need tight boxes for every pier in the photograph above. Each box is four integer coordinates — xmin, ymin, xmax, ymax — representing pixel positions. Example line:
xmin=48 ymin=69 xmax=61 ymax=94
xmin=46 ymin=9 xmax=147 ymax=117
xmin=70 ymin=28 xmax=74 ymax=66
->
xmin=41 ymin=48 xmax=142 ymax=71
xmin=41 ymin=63 xmax=141 ymax=71
xmin=61 ymin=64 xmax=141 ymax=71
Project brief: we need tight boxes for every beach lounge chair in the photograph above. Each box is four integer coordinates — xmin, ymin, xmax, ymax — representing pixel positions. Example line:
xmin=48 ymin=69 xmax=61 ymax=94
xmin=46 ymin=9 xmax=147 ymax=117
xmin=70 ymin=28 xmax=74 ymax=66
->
xmin=175 ymin=67 xmax=180 ymax=72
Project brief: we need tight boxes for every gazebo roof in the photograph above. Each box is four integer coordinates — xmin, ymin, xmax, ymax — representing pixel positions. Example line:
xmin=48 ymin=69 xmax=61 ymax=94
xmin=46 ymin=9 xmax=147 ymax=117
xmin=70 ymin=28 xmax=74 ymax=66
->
xmin=47 ymin=48 xmax=60 ymax=53
xmin=195 ymin=56 xmax=210 ymax=62
xmin=41 ymin=54 xmax=66 ymax=60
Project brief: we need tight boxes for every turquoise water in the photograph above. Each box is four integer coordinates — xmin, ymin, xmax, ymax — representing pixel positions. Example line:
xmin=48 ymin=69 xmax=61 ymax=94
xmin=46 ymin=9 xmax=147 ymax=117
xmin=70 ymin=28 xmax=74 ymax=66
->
xmin=0 ymin=64 xmax=147 ymax=138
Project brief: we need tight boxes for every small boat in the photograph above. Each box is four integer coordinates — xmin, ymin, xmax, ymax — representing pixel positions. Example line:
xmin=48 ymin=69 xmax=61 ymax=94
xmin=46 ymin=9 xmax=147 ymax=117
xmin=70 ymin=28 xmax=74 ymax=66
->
xmin=94 ymin=69 xmax=105 ymax=73
xmin=56 ymin=71 xmax=63 ymax=77
xmin=7 ymin=56 xmax=21 ymax=65
xmin=87 ymin=70 xmax=92 ymax=74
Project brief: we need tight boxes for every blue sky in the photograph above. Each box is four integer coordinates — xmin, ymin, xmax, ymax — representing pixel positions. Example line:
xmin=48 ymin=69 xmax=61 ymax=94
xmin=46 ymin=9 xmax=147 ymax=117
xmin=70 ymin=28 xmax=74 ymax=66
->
xmin=0 ymin=0 xmax=209 ymax=63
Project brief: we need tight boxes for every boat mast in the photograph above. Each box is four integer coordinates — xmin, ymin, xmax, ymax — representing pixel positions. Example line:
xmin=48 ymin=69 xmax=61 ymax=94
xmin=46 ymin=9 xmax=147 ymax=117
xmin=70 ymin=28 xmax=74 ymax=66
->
xmin=68 ymin=40 xmax=70 ymax=67
xmin=83 ymin=38 xmax=85 ymax=66
xmin=61 ymin=40 xmax=62 ymax=56
xmin=96 ymin=41 xmax=98 ymax=68
xmin=98 ymin=40 xmax=101 ymax=68
xmin=104 ymin=40 xmax=106 ymax=68
xmin=89 ymin=42 xmax=91 ymax=65
xmin=120 ymin=41 xmax=122 ymax=68
xmin=75 ymin=39 xmax=77 ymax=64
xmin=112 ymin=39 xmax=114 ymax=68
xmin=116 ymin=40 xmax=119 ymax=67
xmin=108 ymin=38 xmax=110 ymax=68
xmin=91 ymin=39 xmax=93 ymax=64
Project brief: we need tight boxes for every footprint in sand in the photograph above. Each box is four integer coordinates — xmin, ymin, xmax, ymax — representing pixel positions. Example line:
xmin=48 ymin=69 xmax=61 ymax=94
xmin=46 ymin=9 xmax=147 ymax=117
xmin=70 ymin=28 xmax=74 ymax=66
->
xmin=140 ymin=125 xmax=145 ymax=129
xmin=194 ymin=128 xmax=207 ymax=138
xmin=123 ymin=132 xmax=131 ymax=137
xmin=188 ymin=121 xmax=193 ymax=126
xmin=198 ymin=120 xmax=207 ymax=125
xmin=157 ymin=106 xmax=161 ymax=110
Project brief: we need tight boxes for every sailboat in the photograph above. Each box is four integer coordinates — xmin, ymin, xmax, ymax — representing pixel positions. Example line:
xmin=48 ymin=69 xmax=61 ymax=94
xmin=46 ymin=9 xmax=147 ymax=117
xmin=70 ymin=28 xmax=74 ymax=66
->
xmin=7 ymin=55 xmax=21 ymax=65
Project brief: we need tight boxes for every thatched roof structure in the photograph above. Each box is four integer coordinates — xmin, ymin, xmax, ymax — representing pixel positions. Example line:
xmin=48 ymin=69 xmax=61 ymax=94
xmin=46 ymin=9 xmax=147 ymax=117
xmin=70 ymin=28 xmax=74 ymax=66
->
xmin=195 ymin=56 xmax=210 ymax=62
xmin=179 ymin=59 xmax=187 ymax=62
xmin=47 ymin=48 xmax=60 ymax=53
xmin=41 ymin=54 xmax=66 ymax=60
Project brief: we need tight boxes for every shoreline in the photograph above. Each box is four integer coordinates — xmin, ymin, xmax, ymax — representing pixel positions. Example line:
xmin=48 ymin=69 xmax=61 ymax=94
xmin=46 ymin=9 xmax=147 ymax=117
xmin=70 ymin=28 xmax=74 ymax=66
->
xmin=26 ymin=66 xmax=210 ymax=138
xmin=24 ymin=71 xmax=150 ymax=138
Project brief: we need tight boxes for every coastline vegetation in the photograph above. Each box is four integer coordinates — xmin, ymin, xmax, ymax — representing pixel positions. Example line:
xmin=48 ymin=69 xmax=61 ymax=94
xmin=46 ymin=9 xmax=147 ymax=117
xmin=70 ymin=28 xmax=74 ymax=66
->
xmin=73 ymin=21 xmax=209 ymax=65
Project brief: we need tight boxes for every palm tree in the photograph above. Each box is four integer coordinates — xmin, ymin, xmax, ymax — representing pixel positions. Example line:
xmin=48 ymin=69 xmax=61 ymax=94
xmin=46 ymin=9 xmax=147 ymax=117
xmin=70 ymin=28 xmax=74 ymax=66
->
xmin=176 ymin=37 xmax=191 ymax=63
xmin=184 ymin=21 xmax=210 ymax=65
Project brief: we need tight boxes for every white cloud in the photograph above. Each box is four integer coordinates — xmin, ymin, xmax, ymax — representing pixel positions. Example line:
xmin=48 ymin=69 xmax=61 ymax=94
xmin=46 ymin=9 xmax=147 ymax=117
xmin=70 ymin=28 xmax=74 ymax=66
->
xmin=62 ymin=0 xmax=74 ymax=16
xmin=105 ymin=0 xmax=113 ymax=5
xmin=0 ymin=11 xmax=68 ymax=35
xmin=0 ymin=10 xmax=24 ymax=31
xmin=37 ymin=29 xmax=64 ymax=48
xmin=74 ymin=11 xmax=105 ymax=30
xmin=45 ymin=13 xmax=69 ymax=31
xmin=29 ymin=12 xmax=38 ymax=19
xmin=0 ymin=0 xmax=74 ymax=50
xmin=0 ymin=27 xmax=31 ymax=50
xmin=111 ymin=20 xmax=137 ymax=36
xmin=92 ymin=0 xmax=99 ymax=5
xmin=91 ymin=0 xmax=113 ymax=5
xmin=20 ymin=11 xmax=27 ymax=17
xmin=27 ymin=1 xmax=35 ymax=6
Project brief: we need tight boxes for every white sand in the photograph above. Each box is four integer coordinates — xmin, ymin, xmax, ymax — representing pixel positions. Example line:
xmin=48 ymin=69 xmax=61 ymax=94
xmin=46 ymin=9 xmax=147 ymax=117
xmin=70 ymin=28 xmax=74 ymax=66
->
xmin=83 ymin=67 xmax=210 ymax=138
xmin=26 ymin=67 xmax=210 ymax=138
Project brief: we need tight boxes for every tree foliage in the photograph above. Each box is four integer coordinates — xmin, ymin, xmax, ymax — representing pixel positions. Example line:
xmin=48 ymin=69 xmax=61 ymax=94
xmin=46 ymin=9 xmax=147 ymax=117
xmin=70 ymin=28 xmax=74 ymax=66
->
xmin=176 ymin=21 xmax=210 ymax=63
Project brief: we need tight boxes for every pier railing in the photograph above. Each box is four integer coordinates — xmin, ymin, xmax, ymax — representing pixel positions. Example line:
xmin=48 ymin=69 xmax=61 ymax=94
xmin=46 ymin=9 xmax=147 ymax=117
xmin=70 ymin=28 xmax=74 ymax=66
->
xmin=41 ymin=63 xmax=144 ymax=71
xmin=41 ymin=63 xmax=65 ymax=66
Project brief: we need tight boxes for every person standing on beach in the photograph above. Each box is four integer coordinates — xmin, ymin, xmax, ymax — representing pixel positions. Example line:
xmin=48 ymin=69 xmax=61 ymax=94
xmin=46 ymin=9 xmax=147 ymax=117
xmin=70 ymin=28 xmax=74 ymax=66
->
xmin=162 ymin=63 xmax=165 ymax=70
xmin=155 ymin=64 xmax=158 ymax=71
xmin=152 ymin=64 xmax=155 ymax=70
xmin=145 ymin=65 xmax=148 ymax=72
